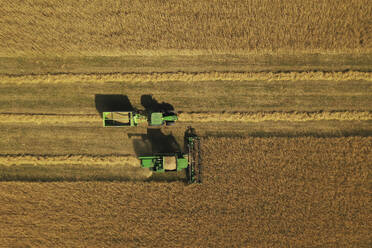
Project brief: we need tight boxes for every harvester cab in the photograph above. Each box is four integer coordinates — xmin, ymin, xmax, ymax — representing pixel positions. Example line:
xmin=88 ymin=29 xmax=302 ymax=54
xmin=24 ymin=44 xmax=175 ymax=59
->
xmin=138 ymin=126 xmax=202 ymax=184
xmin=103 ymin=110 xmax=177 ymax=127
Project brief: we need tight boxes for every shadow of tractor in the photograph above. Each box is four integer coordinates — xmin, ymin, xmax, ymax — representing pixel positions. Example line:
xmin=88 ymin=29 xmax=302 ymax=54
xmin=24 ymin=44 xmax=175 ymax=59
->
xmin=140 ymin=94 xmax=174 ymax=113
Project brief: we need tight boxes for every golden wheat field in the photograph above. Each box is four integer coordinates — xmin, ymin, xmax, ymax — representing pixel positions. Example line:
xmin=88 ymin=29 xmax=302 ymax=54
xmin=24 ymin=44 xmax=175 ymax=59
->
xmin=0 ymin=137 xmax=371 ymax=247
xmin=0 ymin=0 xmax=371 ymax=56
xmin=1 ymin=0 xmax=372 ymax=247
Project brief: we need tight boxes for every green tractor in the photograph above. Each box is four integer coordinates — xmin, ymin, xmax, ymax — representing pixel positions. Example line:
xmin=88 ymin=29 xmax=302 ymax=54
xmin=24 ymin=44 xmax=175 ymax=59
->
xmin=139 ymin=127 xmax=202 ymax=183
xmin=103 ymin=110 xmax=177 ymax=127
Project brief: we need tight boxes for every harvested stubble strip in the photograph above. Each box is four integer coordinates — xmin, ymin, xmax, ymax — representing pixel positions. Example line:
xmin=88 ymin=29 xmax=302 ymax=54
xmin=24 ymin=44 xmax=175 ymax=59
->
xmin=0 ymin=111 xmax=371 ymax=124
xmin=0 ymin=154 xmax=139 ymax=167
xmin=1 ymin=71 xmax=371 ymax=84
xmin=0 ymin=155 xmax=152 ymax=181
xmin=0 ymin=113 xmax=98 ymax=124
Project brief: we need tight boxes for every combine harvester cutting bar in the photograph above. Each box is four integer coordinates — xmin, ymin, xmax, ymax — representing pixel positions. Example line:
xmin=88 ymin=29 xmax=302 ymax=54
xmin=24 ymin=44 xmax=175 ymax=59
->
xmin=186 ymin=126 xmax=202 ymax=183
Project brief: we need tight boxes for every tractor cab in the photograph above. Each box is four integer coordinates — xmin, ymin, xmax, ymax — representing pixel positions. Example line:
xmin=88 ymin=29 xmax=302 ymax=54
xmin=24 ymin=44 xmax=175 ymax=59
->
xmin=150 ymin=112 xmax=177 ymax=126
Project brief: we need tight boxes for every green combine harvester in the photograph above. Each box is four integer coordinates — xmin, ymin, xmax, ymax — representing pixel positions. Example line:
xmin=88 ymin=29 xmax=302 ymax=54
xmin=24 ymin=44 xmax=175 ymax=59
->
xmin=139 ymin=127 xmax=202 ymax=183
xmin=103 ymin=111 xmax=177 ymax=127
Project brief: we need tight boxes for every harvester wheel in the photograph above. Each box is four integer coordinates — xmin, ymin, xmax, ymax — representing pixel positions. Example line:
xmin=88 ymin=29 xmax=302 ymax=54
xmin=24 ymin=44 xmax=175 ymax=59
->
xmin=166 ymin=121 xmax=175 ymax=126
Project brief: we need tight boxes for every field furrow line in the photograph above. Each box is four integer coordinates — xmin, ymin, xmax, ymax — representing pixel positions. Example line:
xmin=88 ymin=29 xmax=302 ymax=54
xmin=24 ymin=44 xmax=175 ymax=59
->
xmin=1 ymin=111 xmax=371 ymax=124
xmin=1 ymin=71 xmax=371 ymax=84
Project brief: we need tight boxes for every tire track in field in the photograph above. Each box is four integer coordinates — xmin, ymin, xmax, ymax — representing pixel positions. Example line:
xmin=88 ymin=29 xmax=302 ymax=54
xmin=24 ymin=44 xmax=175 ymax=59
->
xmin=0 ymin=111 xmax=371 ymax=124
xmin=1 ymin=71 xmax=371 ymax=84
